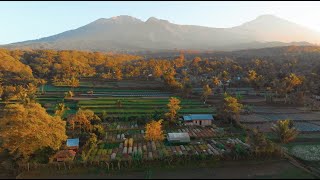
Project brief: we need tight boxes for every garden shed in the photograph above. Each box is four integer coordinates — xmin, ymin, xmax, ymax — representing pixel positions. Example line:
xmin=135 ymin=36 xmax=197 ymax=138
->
xmin=66 ymin=138 xmax=79 ymax=151
xmin=182 ymin=114 xmax=214 ymax=126
xmin=167 ymin=133 xmax=190 ymax=143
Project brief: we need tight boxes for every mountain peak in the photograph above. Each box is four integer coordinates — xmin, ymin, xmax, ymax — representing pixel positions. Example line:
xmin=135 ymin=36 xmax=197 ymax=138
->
xmin=253 ymin=14 xmax=291 ymax=24
xmin=111 ymin=15 xmax=137 ymax=20
xmin=145 ymin=17 xmax=170 ymax=25
xmin=146 ymin=17 xmax=159 ymax=22
xmin=256 ymin=14 xmax=280 ymax=20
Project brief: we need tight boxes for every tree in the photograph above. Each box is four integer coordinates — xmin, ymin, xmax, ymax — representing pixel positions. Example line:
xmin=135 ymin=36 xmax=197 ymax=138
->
xmin=271 ymin=119 xmax=299 ymax=144
xmin=282 ymin=73 xmax=303 ymax=104
xmin=38 ymin=79 xmax=47 ymax=94
xmin=0 ymin=103 xmax=67 ymax=162
xmin=165 ymin=97 xmax=181 ymax=123
xmin=68 ymin=109 xmax=101 ymax=133
xmin=220 ymin=71 xmax=230 ymax=92
xmin=55 ymin=103 xmax=69 ymax=118
xmin=70 ymin=76 xmax=79 ymax=92
xmin=174 ymin=53 xmax=185 ymax=68
xmin=114 ymin=68 xmax=123 ymax=81
xmin=217 ymin=94 xmax=243 ymax=125
xmin=201 ymin=84 xmax=212 ymax=104
xmin=212 ymin=77 xmax=220 ymax=87
xmin=144 ymin=119 xmax=165 ymax=141
xmin=64 ymin=91 xmax=74 ymax=98
xmin=245 ymin=128 xmax=278 ymax=156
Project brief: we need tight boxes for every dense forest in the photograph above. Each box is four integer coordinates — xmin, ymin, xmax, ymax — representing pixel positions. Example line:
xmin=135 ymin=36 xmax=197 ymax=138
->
xmin=1 ymin=46 xmax=320 ymax=104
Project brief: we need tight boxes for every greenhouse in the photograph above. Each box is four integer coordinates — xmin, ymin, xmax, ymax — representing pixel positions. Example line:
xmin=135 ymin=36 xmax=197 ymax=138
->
xmin=167 ymin=133 xmax=191 ymax=143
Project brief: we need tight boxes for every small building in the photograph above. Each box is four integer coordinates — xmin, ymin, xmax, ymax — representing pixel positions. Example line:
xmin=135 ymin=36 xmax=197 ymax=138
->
xmin=54 ymin=150 xmax=76 ymax=162
xmin=66 ymin=138 xmax=79 ymax=151
xmin=182 ymin=114 xmax=214 ymax=126
xmin=167 ymin=133 xmax=190 ymax=143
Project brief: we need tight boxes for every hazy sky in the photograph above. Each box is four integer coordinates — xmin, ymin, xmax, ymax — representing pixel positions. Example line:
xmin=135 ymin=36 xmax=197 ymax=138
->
xmin=1 ymin=1 xmax=320 ymax=44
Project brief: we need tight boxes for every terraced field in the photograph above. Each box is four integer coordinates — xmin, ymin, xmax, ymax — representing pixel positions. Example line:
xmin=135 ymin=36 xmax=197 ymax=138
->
xmin=36 ymin=83 xmax=215 ymax=119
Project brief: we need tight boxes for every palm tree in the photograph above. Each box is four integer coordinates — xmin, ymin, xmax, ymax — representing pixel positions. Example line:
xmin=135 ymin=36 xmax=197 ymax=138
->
xmin=271 ymin=119 xmax=299 ymax=144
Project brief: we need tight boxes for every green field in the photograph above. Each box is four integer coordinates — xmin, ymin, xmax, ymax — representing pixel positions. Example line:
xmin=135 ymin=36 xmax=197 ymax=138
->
xmin=36 ymin=82 xmax=215 ymax=119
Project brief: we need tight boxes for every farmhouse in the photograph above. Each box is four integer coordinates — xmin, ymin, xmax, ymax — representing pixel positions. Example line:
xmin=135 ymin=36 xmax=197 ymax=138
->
xmin=182 ymin=114 xmax=214 ymax=126
xmin=167 ymin=133 xmax=190 ymax=143
xmin=66 ymin=138 xmax=79 ymax=151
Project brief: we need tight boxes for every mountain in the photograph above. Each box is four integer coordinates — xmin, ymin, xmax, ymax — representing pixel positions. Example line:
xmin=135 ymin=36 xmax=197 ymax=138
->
xmin=3 ymin=14 xmax=320 ymax=52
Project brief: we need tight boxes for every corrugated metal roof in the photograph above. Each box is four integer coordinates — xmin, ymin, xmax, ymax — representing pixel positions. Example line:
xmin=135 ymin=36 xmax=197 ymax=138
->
xmin=183 ymin=114 xmax=214 ymax=121
xmin=167 ymin=133 xmax=190 ymax=142
xmin=67 ymin=138 xmax=79 ymax=147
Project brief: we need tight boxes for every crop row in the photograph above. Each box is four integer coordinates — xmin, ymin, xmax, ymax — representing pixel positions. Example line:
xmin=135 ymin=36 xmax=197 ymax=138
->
xmin=86 ymin=138 xmax=251 ymax=162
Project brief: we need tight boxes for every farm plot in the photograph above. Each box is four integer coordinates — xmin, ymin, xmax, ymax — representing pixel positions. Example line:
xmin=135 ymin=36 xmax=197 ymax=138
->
xmin=106 ymin=121 xmax=141 ymax=131
xmin=293 ymin=122 xmax=320 ymax=132
xmin=41 ymin=84 xmax=163 ymax=93
xmin=36 ymin=95 xmax=77 ymax=117
xmin=105 ymin=131 xmax=145 ymax=143
xmin=166 ymin=126 xmax=224 ymax=139
xmin=252 ymin=107 xmax=308 ymax=114
xmin=260 ymin=113 xmax=320 ymax=121
xmin=85 ymin=137 xmax=252 ymax=163
xmin=37 ymin=83 xmax=215 ymax=119
xmin=239 ymin=114 xmax=269 ymax=123
xmin=290 ymin=144 xmax=320 ymax=161
xmin=77 ymin=97 xmax=215 ymax=117
xmin=242 ymin=122 xmax=273 ymax=133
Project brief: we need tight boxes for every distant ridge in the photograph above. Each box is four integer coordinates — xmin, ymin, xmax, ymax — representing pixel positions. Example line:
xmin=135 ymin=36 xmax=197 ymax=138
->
xmin=2 ymin=14 xmax=320 ymax=52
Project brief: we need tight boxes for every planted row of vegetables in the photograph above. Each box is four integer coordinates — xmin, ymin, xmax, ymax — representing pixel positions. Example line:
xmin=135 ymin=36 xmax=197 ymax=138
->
xmin=85 ymin=138 xmax=252 ymax=163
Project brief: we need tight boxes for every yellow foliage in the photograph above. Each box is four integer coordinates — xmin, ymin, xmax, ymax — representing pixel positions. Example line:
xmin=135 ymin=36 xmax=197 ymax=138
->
xmin=165 ymin=97 xmax=181 ymax=122
xmin=144 ymin=119 xmax=165 ymax=141
xmin=271 ymin=119 xmax=299 ymax=144
xmin=68 ymin=109 xmax=100 ymax=133
xmin=0 ymin=103 xmax=67 ymax=161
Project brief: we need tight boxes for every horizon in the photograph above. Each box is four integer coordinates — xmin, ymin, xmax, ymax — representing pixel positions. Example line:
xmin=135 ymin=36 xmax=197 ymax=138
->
xmin=1 ymin=1 xmax=320 ymax=45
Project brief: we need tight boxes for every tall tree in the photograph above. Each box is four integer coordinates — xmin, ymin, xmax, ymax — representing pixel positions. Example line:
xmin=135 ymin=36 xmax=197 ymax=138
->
xmin=0 ymin=103 xmax=67 ymax=162
xmin=38 ymin=79 xmax=47 ymax=94
xmin=144 ymin=119 xmax=165 ymax=141
xmin=70 ymin=76 xmax=80 ymax=92
xmin=165 ymin=97 xmax=181 ymax=123
xmin=282 ymin=73 xmax=303 ymax=104
xmin=217 ymin=94 xmax=243 ymax=125
xmin=201 ymin=84 xmax=212 ymax=104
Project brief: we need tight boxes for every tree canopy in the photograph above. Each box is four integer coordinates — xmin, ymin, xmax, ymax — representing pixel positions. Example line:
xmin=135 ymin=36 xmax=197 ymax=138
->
xmin=0 ymin=103 xmax=67 ymax=161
